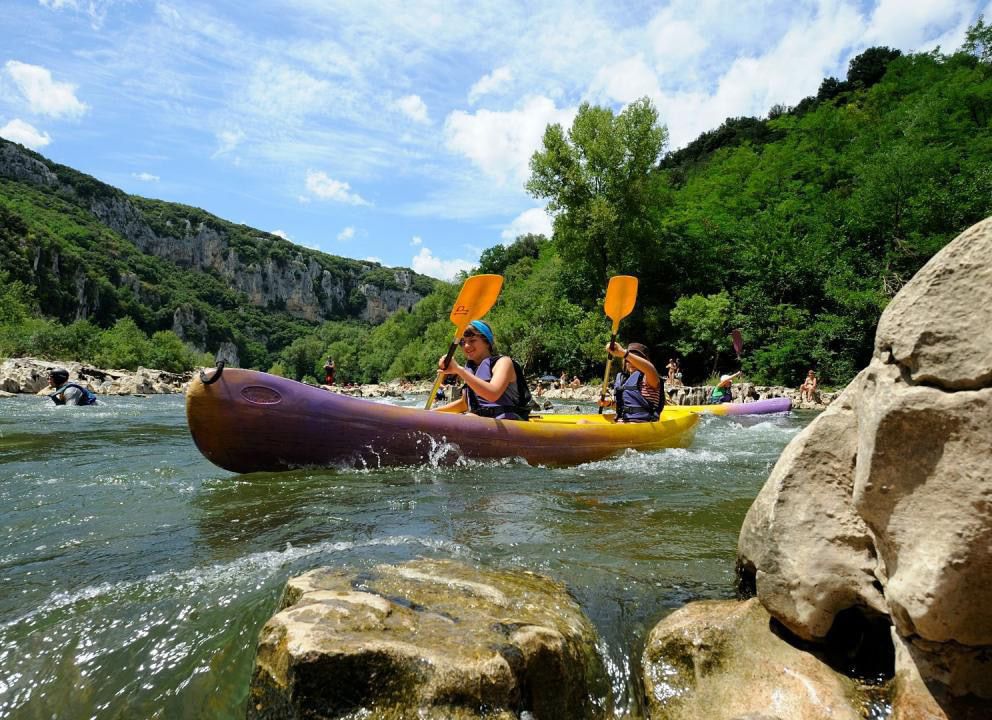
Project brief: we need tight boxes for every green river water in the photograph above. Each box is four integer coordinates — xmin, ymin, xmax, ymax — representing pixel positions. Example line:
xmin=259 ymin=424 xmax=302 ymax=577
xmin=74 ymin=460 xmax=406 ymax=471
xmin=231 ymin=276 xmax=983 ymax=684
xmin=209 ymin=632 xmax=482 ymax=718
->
xmin=0 ymin=393 xmax=813 ymax=719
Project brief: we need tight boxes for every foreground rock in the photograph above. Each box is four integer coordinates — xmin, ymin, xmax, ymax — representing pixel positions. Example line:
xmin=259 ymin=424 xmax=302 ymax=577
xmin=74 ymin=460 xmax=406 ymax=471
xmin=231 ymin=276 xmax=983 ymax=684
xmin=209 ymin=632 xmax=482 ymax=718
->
xmin=642 ymin=599 xmax=871 ymax=720
xmin=737 ymin=217 xmax=992 ymax=708
xmin=0 ymin=357 xmax=190 ymax=395
xmin=248 ymin=559 xmax=609 ymax=720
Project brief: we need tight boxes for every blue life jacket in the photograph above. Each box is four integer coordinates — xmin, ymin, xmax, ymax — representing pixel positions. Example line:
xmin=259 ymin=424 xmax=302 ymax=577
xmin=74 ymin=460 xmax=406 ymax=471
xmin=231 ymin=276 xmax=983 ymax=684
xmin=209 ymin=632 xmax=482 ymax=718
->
xmin=465 ymin=355 xmax=530 ymax=420
xmin=50 ymin=382 xmax=98 ymax=406
xmin=614 ymin=370 xmax=660 ymax=422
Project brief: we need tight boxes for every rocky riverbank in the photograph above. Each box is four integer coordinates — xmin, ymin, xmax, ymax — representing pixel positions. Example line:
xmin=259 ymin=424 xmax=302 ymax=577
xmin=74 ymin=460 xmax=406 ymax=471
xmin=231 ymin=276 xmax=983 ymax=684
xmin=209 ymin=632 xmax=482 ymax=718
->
xmin=1 ymin=356 xmax=834 ymax=409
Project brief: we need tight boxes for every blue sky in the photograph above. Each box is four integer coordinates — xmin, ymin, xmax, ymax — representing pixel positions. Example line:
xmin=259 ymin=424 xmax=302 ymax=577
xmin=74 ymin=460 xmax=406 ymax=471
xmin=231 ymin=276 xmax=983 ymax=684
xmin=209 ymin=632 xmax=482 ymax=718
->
xmin=2 ymin=0 xmax=988 ymax=279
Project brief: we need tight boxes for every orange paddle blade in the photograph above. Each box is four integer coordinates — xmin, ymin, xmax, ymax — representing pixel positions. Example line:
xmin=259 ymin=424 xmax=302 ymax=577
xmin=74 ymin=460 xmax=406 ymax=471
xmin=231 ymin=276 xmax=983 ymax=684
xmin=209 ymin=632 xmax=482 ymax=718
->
xmin=449 ymin=274 xmax=503 ymax=335
xmin=604 ymin=275 xmax=638 ymax=333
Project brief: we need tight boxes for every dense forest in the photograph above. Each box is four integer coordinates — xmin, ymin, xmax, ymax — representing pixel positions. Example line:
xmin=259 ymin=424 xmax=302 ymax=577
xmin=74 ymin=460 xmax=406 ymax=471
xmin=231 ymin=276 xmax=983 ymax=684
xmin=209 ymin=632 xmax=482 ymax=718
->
xmin=3 ymin=22 xmax=991 ymax=386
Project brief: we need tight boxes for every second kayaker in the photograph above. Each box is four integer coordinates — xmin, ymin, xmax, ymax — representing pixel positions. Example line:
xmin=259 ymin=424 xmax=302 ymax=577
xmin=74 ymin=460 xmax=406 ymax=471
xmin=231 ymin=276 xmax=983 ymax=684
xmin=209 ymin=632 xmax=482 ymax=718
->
xmin=434 ymin=319 xmax=531 ymax=420
xmin=598 ymin=341 xmax=663 ymax=422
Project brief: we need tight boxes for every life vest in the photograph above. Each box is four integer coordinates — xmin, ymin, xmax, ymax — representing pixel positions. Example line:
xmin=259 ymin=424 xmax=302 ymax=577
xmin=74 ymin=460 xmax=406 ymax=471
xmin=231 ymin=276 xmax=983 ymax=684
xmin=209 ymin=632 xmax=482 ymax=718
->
xmin=50 ymin=382 xmax=98 ymax=406
xmin=614 ymin=370 xmax=661 ymax=422
xmin=465 ymin=355 xmax=531 ymax=420
xmin=710 ymin=384 xmax=733 ymax=403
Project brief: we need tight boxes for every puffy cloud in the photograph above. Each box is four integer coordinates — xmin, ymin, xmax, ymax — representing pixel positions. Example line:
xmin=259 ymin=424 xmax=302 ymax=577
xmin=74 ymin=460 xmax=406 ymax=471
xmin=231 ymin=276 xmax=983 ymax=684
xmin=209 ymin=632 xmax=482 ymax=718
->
xmin=214 ymin=127 xmax=244 ymax=156
xmin=410 ymin=235 xmax=422 ymax=245
xmin=271 ymin=229 xmax=291 ymax=240
xmin=305 ymin=170 xmax=370 ymax=205
xmin=468 ymin=65 xmax=512 ymax=104
xmin=4 ymin=61 xmax=88 ymax=118
xmin=337 ymin=226 xmax=355 ymax=241
xmin=0 ymin=118 xmax=51 ymax=148
xmin=395 ymin=94 xmax=429 ymax=123
xmin=588 ymin=55 xmax=661 ymax=106
xmin=501 ymin=207 xmax=552 ymax=240
xmin=132 ymin=171 xmax=159 ymax=182
xmin=444 ymin=95 xmax=576 ymax=185
xmin=364 ymin=256 xmax=383 ymax=263
xmin=411 ymin=246 xmax=475 ymax=280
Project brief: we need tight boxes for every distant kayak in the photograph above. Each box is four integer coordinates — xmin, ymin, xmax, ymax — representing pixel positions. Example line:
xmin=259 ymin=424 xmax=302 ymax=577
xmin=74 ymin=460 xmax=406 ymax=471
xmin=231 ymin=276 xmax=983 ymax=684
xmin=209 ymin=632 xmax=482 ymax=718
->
xmin=680 ymin=397 xmax=792 ymax=416
xmin=186 ymin=368 xmax=699 ymax=473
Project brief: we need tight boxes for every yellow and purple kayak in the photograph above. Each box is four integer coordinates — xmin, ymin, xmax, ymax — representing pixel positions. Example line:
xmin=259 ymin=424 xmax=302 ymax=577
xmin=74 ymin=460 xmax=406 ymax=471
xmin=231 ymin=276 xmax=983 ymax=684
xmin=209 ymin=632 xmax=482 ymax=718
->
xmin=680 ymin=397 xmax=792 ymax=416
xmin=186 ymin=368 xmax=699 ymax=473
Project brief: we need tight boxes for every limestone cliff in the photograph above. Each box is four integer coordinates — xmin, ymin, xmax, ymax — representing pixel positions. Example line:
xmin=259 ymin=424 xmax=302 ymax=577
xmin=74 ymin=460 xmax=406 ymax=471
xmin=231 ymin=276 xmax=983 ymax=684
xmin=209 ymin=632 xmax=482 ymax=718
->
xmin=0 ymin=139 xmax=433 ymax=326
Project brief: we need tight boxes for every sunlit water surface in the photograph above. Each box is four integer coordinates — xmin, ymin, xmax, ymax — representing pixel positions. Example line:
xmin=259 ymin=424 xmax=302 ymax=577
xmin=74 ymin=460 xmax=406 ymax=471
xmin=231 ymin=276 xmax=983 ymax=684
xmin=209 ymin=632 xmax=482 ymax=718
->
xmin=0 ymin=394 xmax=814 ymax=718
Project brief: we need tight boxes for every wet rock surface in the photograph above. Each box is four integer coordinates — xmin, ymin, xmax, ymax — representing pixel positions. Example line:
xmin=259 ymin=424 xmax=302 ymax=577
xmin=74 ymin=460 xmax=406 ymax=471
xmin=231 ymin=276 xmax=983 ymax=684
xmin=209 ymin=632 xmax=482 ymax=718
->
xmin=248 ymin=559 xmax=609 ymax=720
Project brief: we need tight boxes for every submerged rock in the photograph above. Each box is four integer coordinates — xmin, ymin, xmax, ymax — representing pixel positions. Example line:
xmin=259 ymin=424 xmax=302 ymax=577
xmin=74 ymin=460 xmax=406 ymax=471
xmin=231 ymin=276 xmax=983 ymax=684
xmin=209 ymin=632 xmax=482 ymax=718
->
xmin=247 ymin=559 xmax=609 ymax=720
xmin=737 ymin=216 xmax=992 ymax=706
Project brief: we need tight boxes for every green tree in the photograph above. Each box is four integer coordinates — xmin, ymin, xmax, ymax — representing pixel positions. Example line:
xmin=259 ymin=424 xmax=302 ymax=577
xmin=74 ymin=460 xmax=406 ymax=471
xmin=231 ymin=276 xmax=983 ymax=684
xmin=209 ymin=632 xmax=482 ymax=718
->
xmin=92 ymin=317 xmax=152 ymax=370
xmin=528 ymin=98 xmax=667 ymax=303
xmin=670 ymin=291 xmax=733 ymax=376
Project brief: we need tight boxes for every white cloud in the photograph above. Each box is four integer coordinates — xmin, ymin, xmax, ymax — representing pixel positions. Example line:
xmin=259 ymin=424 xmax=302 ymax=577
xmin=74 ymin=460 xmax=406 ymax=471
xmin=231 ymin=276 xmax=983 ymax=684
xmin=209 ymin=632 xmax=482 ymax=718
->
xmin=4 ymin=61 xmax=88 ymax=118
xmin=395 ymin=94 xmax=429 ymax=123
xmin=337 ymin=226 xmax=355 ymax=241
xmin=501 ymin=207 xmax=552 ymax=240
xmin=132 ymin=171 xmax=159 ymax=182
xmin=411 ymin=247 xmax=475 ymax=281
xmin=410 ymin=235 xmax=422 ymax=246
xmin=305 ymin=170 xmax=370 ymax=205
xmin=589 ymin=54 xmax=661 ymax=106
xmin=245 ymin=61 xmax=330 ymax=120
xmin=468 ymin=65 xmax=512 ymax=104
xmin=0 ymin=118 xmax=51 ymax=148
xmin=444 ymin=95 xmax=576 ymax=185
xmin=364 ymin=256 xmax=383 ymax=263
xmin=865 ymin=0 xmax=974 ymax=50
xmin=271 ymin=229 xmax=291 ymax=240
xmin=214 ymin=127 xmax=244 ymax=156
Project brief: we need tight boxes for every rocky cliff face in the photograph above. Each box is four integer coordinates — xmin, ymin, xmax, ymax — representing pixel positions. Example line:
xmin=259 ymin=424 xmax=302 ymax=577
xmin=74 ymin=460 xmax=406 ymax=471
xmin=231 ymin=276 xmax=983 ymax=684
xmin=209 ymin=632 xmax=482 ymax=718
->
xmin=0 ymin=140 xmax=429 ymax=326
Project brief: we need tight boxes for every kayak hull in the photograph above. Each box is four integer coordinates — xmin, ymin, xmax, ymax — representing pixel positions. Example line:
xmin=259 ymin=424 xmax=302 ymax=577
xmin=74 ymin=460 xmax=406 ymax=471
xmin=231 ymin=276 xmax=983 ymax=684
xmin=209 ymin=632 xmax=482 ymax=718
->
xmin=186 ymin=368 xmax=699 ymax=473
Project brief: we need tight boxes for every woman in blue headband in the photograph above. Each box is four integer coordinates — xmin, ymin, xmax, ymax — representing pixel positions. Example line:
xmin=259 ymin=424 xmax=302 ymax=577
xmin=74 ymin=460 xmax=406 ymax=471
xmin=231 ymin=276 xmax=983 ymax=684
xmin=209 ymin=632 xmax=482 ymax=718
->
xmin=434 ymin=319 xmax=530 ymax=420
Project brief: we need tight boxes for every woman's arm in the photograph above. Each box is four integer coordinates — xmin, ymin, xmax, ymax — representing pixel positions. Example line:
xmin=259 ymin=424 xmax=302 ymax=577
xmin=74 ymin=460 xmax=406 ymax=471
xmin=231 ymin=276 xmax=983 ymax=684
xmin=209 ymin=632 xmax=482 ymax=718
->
xmin=439 ymin=355 xmax=515 ymax=402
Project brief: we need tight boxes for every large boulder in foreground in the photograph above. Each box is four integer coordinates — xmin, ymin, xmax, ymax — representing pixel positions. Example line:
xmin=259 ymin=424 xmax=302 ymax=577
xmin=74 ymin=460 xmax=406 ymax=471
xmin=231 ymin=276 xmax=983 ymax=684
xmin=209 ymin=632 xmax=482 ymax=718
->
xmin=247 ymin=559 xmax=609 ymax=720
xmin=737 ymin=217 xmax=992 ymax=702
xmin=642 ymin=598 xmax=868 ymax=720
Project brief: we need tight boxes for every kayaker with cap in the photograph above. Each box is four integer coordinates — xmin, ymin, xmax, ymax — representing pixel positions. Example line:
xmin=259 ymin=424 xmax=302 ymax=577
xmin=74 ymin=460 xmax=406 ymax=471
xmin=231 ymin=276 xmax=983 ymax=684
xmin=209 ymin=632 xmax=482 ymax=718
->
xmin=598 ymin=341 xmax=663 ymax=422
xmin=434 ymin=319 xmax=530 ymax=420
xmin=710 ymin=371 xmax=741 ymax=403
xmin=47 ymin=368 xmax=98 ymax=406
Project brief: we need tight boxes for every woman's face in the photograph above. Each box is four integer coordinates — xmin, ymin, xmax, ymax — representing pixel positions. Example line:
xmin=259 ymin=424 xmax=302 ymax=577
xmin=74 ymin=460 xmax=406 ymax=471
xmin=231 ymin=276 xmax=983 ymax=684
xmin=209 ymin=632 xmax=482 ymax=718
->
xmin=459 ymin=329 xmax=489 ymax=362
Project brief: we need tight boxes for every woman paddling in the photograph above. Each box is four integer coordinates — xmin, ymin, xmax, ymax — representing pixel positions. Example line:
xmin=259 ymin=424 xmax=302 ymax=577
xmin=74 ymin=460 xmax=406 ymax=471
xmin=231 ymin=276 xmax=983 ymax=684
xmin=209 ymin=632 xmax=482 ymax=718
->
xmin=433 ymin=319 xmax=530 ymax=420
xmin=598 ymin=342 xmax=663 ymax=422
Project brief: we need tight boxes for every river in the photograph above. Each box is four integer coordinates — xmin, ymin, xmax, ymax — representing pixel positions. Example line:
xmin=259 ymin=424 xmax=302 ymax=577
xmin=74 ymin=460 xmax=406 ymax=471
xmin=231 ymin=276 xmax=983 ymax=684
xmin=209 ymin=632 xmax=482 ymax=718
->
xmin=0 ymin=393 xmax=813 ymax=719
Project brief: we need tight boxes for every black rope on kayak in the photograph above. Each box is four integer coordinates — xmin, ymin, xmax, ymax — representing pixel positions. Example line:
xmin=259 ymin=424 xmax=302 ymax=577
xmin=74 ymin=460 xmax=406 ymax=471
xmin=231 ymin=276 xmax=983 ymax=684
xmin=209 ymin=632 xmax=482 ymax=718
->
xmin=199 ymin=361 xmax=225 ymax=385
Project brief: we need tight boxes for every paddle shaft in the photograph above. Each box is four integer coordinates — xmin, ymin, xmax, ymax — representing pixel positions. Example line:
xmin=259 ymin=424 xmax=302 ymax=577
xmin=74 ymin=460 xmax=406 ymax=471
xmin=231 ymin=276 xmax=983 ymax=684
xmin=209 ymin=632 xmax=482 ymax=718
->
xmin=598 ymin=332 xmax=618 ymax=414
xmin=426 ymin=341 xmax=459 ymax=409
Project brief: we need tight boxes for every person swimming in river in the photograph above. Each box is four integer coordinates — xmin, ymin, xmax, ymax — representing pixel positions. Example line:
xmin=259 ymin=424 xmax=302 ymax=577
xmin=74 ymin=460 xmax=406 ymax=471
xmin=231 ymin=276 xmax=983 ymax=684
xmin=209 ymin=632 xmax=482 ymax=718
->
xmin=432 ymin=320 xmax=531 ymax=420
xmin=47 ymin=368 xmax=98 ymax=406
xmin=597 ymin=342 xmax=663 ymax=422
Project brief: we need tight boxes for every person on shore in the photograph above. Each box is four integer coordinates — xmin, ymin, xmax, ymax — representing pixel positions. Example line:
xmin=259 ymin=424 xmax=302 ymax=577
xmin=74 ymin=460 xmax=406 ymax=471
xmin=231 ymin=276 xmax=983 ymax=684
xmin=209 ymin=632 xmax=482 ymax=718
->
xmin=799 ymin=369 xmax=818 ymax=403
xmin=673 ymin=359 xmax=683 ymax=387
xmin=47 ymin=368 xmax=98 ymax=406
xmin=569 ymin=375 xmax=581 ymax=389
xmin=322 ymin=358 xmax=336 ymax=386
xmin=433 ymin=320 xmax=531 ymax=420
xmin=598 ymin=342 xmax=663 ymax=422
xmin=665 ymin=358 xmax=678 ymax=385
xmin=710 ymin=371 xmax=741 ymax=404
xmin=558 ymin=371 xmax=568 ymax=389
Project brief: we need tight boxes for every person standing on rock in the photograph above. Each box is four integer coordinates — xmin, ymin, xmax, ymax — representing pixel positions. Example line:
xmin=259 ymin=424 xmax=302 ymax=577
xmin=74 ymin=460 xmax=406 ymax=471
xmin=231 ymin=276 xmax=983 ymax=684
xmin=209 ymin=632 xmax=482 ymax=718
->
xmin=322 ymin=358 xmax=336 ymax=386
xmin=598 ymin=342 xmax=663 ymax=422
xmin=47 ymin=368 xmax=98 ymax=406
